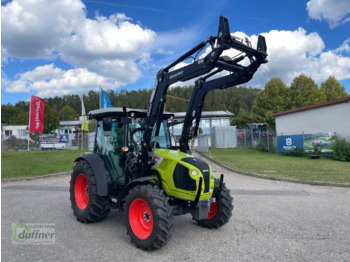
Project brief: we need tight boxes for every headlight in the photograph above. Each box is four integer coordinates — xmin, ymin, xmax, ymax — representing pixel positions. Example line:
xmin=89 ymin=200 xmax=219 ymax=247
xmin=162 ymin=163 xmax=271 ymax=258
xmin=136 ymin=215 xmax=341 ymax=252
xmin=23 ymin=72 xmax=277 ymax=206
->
xmin=191 ymin=170 xmax=197 ymax=177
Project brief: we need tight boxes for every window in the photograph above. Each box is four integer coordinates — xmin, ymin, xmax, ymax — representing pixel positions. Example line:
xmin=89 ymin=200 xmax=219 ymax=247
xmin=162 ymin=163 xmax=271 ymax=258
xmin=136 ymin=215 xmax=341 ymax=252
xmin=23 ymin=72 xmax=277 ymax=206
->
xmin=211 ymin=119 xmax=220 ymax=127
xmin=199 ymin=119 xmax=210 ymax=129
xmin=18 ymin=129 xmax=27 ymax=137
xmin=95 ymin=119 xmax=124 ymax=184
xmin=221 ymin=118 xmax=230 ymax=126
xmin=5 ymin=130 xmax=12 ymax=137
xmin=173 ymin=122 xmax=184 ymax=130
xmin=151 ymin=120 xmax=171 ymax=149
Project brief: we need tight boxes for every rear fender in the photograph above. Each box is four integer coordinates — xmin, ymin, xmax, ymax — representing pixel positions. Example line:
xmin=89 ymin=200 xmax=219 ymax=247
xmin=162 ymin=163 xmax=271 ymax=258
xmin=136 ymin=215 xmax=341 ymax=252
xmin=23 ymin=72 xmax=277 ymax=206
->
xmin=75 ymin=154 xmax=110 ymax=197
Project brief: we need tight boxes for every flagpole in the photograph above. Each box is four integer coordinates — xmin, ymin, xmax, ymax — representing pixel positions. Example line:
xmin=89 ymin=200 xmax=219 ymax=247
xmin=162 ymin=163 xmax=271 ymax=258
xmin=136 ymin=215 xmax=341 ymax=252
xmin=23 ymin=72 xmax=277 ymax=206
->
xmin=27 ymin=91 xmax=32 ymax=151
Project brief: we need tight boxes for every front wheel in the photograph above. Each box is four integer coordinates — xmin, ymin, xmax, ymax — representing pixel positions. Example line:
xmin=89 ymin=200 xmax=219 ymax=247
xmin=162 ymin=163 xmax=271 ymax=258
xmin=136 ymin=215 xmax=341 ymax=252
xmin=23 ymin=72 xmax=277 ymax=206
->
xmin=124 ymin=184 xmax=174 ymax=250
xmin=196 ymin=179 xmax=233 ymax=228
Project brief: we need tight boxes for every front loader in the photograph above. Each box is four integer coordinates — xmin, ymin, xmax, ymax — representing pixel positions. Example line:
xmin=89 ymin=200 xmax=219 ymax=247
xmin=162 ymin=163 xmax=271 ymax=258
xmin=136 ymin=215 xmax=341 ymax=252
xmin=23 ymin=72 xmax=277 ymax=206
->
xmin=69 ymin=16 xmax=267 ymax=250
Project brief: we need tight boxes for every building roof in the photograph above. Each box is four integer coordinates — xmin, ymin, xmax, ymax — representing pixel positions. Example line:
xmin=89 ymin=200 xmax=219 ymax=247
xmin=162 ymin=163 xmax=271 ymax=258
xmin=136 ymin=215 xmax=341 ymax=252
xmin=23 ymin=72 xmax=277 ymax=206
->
xmin=173 ymin=110 xmax=234 ymax=119
xmin=271 ymin=96 xmax=350 ymax=117
xmin=60 ymin=121 xmax=81 ymax=126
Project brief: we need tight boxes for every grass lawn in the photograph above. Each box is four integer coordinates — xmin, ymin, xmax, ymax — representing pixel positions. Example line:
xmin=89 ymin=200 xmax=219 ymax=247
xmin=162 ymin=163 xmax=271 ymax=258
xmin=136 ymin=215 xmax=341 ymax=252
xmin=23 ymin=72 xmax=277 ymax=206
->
xmin=1 ymin=150 xmax=87 ymax=179
xmin=206 ymin=148 xmax=350 ymax=184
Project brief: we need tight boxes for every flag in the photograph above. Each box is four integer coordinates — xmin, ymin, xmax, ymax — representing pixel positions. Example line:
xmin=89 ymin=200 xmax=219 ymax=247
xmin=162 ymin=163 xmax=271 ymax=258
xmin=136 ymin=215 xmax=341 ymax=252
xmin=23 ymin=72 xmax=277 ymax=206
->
xmin=101 ymin=88 xmax=113 ymax=108
xmin=81 ymin=94 xmax=86 ymax=116
xmin=29 ymin=95 xmax=45 ymax=133
xmin=81 ymin=116 xmax=89 ymax=131
xmin=81 ymin=95 xmax=89 ymax=131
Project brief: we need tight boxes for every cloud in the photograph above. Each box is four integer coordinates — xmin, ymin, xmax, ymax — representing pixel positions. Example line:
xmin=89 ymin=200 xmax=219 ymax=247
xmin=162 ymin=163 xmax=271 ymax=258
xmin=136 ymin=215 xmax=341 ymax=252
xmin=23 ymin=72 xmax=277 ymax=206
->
xmin=169 ymin=28 xmax=350 ymax=90
xmin=335 ymin=38 xmax=350 ymax=54
xmin=5 ymin=61 xmax=144 ymax=97
xmin=246 ymin=28 xmax=350 ymax=88
xmin=1 ymin=0 xmax=157 ymax=96
xmin=2 ymin=0 xmax=85 ymax=59
xmin=5 ymin=63 xmax=116 ymax=96
xmin=306 ymin=0 xmax=350 ymax=28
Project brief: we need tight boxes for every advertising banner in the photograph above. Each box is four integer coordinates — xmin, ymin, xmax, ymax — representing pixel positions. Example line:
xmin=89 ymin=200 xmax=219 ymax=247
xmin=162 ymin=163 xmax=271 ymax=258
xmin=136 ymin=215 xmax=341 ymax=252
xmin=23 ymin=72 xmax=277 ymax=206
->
xmin=39 ymin=134 xmax=69 ymax=144
xmin=277 ymin=134 xmax=304 ymax=153
xmin=29 ymin=95 xmax=45 ymax=133
xmin=303 ymin=132 xmax=335 ymax=152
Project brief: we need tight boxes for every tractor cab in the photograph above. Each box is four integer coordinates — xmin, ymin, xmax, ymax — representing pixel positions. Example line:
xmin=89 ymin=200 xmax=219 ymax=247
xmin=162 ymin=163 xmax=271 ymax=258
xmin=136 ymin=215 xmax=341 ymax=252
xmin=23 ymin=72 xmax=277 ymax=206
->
xmin=89 ymin=108 xmax=174 ymax=186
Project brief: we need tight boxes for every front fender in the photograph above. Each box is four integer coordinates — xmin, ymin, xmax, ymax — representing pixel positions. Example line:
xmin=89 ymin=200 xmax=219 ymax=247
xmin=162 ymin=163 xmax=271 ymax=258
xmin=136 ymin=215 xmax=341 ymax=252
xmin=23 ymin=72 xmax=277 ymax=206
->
xmin=75 ymin=154 xmax=110 ymax=196
xmin=117 ymin=176 xmax=158 ymax=209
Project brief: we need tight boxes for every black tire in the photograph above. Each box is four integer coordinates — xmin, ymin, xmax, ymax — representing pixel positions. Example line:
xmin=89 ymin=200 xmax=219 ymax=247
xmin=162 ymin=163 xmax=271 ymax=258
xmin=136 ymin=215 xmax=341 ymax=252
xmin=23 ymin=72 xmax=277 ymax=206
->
xmin=196 ymin=178 xmax=233 ymax=228
xmin=70 ymin=160 xmax=110 ymax=223
xmin=125 ymin=184 xmax=174 ymax=250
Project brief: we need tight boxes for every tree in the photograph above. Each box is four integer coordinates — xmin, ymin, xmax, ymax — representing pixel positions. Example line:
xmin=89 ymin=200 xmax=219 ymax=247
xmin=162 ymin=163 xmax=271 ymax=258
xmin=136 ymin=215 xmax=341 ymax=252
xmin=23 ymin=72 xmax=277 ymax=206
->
xmin=252 ymin=77 xmax=290 ymax=128
xmin=320 ymin=76 xmax=348 ymax=101
xmin=43 ymin=105 xmax=60 ymax=134
xmin=1 ymin=104 xmax=28 ymax=125
xmin=289 ymin=74 xmax=326 ymax=108
xmin=59 ymin=106 xmax=79 ymax=121
xmin=231 ymin=113 xmax=265 ymax=129
xmin=15 ymin=101 xmax=30 ymax=113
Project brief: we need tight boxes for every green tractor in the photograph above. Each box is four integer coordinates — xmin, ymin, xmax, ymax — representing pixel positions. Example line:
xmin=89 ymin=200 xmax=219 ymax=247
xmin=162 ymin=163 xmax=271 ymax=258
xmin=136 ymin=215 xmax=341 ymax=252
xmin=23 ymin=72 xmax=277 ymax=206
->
xmin=70 ymin=16 xmax=267 ymax=250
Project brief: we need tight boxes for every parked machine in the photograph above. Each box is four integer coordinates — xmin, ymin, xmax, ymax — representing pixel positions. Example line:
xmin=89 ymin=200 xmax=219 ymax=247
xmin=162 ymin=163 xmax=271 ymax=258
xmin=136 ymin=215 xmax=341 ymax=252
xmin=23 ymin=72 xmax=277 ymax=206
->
xmin=246 ymin=123 xmax=268 ymax=147
xmin=70 ymin=16 xmax=267 ymax=250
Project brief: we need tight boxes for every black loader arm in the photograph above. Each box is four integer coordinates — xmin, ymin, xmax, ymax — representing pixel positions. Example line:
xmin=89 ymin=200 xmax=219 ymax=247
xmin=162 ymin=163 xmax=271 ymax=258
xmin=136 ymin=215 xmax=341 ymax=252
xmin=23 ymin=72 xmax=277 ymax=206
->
xmin=142 ymin=15 xmax=268 ymax=157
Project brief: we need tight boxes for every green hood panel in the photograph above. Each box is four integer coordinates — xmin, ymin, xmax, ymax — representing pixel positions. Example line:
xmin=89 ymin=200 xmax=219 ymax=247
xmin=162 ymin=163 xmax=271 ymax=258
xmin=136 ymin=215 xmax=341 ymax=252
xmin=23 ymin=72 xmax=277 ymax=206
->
xmin=153 ymin=149 xmax=192 ymax=162
xmin=151 ymin=149 xmax=214 ymax=201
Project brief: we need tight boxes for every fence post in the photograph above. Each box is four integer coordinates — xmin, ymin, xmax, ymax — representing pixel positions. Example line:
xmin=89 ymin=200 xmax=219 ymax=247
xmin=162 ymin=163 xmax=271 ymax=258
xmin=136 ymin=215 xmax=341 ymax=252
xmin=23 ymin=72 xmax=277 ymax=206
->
xmin=267 ymin=130 xmax=270 ymax=152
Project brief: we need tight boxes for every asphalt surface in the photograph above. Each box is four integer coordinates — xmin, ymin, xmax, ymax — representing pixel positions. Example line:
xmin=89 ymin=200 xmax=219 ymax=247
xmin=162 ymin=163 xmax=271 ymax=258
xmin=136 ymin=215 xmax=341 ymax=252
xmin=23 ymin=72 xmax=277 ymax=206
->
xmin=2 ymin=154 xmax=350 ymax=262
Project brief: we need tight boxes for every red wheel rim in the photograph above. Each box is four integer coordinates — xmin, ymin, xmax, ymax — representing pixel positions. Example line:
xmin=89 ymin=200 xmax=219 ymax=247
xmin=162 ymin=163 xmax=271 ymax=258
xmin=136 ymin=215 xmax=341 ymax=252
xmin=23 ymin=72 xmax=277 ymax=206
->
xmin=75 ymin=174 xmax=89 ymax=210
xmin=206 ymin=202 xmax=218 ymax=220
xmin=129 ymin=198 xmax=153 ymax=239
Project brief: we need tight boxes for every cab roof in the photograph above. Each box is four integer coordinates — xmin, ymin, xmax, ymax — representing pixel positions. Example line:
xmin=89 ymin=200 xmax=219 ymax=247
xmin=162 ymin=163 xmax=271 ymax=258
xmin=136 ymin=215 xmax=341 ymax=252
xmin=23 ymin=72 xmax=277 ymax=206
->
xmin=88 ymin=107 xmax=174 ymax=120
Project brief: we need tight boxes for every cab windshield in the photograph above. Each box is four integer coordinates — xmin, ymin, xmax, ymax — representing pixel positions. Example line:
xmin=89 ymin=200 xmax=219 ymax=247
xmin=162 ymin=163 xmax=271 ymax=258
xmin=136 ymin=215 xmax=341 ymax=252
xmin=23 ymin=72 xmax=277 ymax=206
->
xmin=151 ymin=120 xmax=171 ymax=149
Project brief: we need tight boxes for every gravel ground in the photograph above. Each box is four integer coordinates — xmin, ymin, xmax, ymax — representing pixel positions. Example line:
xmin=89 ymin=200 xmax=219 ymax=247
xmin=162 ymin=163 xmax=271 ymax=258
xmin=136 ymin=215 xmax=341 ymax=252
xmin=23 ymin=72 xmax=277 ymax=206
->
xmin=2 ymin=153 xmax=350 ymax=262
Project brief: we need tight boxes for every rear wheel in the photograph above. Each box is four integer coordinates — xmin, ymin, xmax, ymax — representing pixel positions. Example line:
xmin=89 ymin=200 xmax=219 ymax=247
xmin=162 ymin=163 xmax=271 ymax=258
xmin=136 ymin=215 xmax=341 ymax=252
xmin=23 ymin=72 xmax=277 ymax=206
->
xmin=196 ymin=179 xmax=233 ymax=228
xmin=70 ymin=160 xmax=110 ymax=223
xmin=125 ymin=184 xmax=173 ymax=250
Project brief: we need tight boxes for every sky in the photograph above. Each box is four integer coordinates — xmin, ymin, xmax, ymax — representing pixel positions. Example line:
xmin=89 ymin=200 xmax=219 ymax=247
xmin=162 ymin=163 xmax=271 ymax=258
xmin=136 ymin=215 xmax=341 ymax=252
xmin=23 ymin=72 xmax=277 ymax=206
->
xmin=1 ymin=0 xmax=350 ymax=105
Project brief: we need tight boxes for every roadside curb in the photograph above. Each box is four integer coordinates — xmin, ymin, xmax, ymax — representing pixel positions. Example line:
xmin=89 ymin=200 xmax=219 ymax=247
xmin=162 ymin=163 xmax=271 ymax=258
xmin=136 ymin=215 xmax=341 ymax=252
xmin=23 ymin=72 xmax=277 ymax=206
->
xmin=195 ymin=150 xmax=350 ymax=188
xmin=2 ymin=172 xmax=71 ymax=183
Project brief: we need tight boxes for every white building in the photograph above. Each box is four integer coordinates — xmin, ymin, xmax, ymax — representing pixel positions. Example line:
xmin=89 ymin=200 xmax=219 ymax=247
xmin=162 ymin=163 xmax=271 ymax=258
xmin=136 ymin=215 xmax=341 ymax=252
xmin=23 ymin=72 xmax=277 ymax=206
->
xmin=1 ymin=125 xmax=28 ymax=140
xmin=272 ymin=97 xmax=350 ymax=139
xmin=170 ymin=110 xmax=234 ymax=136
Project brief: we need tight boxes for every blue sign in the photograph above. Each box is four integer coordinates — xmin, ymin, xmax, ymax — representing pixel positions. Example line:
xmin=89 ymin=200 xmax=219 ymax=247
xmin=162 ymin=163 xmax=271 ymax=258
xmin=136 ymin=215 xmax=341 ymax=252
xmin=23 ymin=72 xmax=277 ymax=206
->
xmin=277 ymin=134 xmax=304 ymax=153
xmin=59 ymin=134 xmax=69 ymax=143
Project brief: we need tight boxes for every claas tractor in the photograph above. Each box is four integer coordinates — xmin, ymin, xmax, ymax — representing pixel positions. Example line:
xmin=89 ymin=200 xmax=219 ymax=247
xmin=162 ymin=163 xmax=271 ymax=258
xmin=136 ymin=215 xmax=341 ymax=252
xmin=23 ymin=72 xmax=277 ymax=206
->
xmin=70 ymin=16 xmax=267 ymax=250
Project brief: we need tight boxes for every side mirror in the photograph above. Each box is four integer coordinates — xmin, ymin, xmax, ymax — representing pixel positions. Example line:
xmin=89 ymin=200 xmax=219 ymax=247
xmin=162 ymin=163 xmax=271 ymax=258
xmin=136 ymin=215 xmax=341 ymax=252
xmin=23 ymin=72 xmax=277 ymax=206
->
xmin=121 ymin=117 xmax=132 ymax=124
xmin=103 ymin=117 xmax=112 ymax=136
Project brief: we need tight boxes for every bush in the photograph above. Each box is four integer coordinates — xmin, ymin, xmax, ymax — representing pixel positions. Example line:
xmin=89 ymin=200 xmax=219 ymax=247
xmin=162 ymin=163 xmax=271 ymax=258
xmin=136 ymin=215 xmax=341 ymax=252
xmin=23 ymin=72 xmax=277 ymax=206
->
xmin=312 ymin=145 xmax=322 ymax=156
xmin=282 ymin=147 xmax=306 ymax=157
xmin=332 ymin=138 xmax=350 ymax=161
xmin=257 ymin=141 xmax=268 ymax=152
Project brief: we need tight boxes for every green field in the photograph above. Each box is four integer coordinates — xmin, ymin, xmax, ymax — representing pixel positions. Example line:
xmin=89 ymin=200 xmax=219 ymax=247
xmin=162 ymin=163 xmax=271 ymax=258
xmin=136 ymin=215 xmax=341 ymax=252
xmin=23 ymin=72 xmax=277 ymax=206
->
xmin=2 ymin=148 xmax=350 ymax=184
xmin=205 ymin=148 xmax=350 ymax=184
xmin=1 ymin=150 xmax=86 ymax=179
